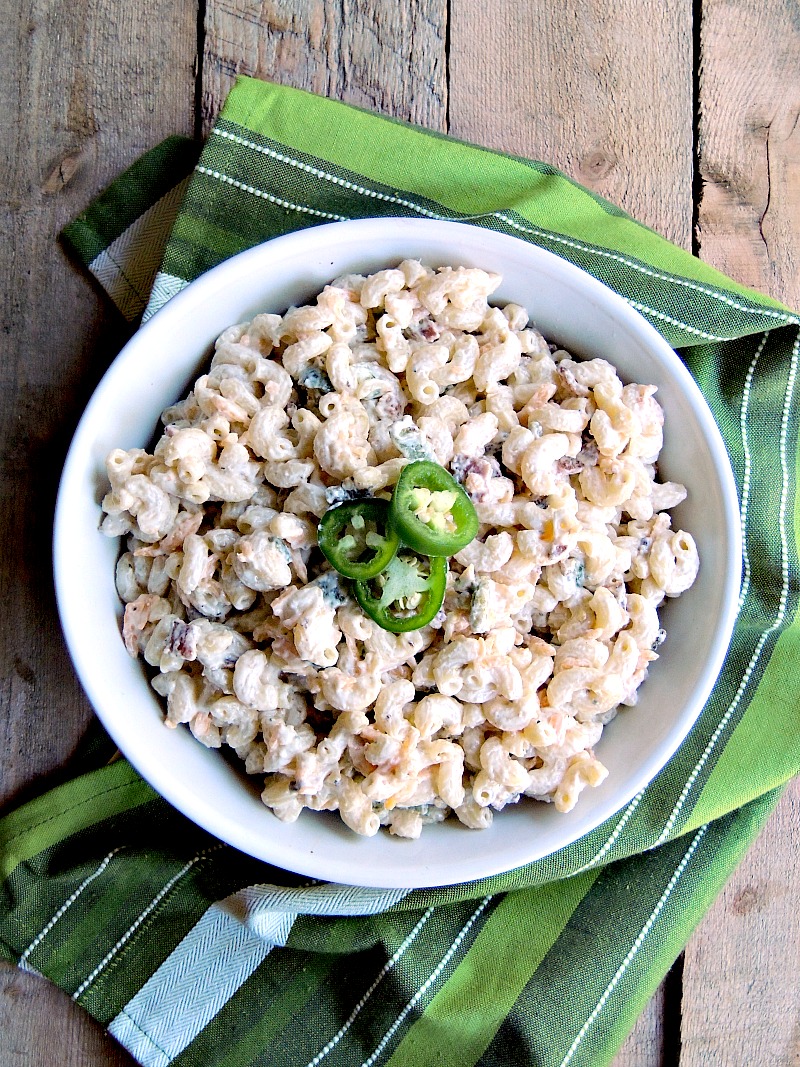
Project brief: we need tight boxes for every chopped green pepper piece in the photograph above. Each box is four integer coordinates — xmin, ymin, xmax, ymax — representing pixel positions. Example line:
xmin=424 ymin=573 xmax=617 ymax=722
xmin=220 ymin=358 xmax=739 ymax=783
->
xmin=353 ymin=550 xmax=446 ymax=633
xmin=390 ymin=460 xmax=479 ymax=557
xmin=318 ymin=498 xmax=399 ymax=580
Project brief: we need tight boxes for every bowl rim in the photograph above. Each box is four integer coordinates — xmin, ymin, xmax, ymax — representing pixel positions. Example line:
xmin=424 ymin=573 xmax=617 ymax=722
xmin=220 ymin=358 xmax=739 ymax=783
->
xmin=53 ymin=216 xmax=743 ymax=888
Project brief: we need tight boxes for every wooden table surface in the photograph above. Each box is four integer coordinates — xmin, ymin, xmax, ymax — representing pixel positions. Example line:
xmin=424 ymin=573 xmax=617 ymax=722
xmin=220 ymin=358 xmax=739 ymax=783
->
xmin=1 ymin=1 xmax=799 ymax=1063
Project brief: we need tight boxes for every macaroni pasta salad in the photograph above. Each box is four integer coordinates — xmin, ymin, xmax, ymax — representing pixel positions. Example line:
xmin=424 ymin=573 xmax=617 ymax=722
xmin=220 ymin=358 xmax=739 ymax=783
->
xmin=101 ymin=261 xmax=699 ymax=839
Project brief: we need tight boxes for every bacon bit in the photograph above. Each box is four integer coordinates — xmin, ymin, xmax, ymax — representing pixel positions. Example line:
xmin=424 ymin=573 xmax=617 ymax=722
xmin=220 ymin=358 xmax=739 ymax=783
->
xmin=375 ymin=391 xmax=405 ymax=420
xmin=408 ymin=318 xmax=441 ymax=343
xmin=558 ymin=365 xmax=590 ymax=398
xmin=134 ymin=510 xmax=204 ymax=557
xmin=451 ymin=454 xmax=502 ymax=503
xmin=556 ymin=441 xmax=598 ymax=476
xmin=166 ymin=619 xmax=197 ymax=660
xmin=122 ymin=593 xmax=161 ymax=655
xmin=556 ymin=456 xmax=584 ymax=475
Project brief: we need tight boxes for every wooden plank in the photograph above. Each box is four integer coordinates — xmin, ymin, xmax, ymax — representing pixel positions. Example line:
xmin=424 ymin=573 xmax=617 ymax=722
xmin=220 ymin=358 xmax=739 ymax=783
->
xmin=0 ymin=0 xmax=196 ymax=1059
xmin=0 ymin=968 xmax=133 ymax=1067
xmin=680 ymin=781 xmax=800 ymax=1064
xmin=448 ymin=0 xmax=694 ymax=250
xmin=201 ymin=0 xmax=448 ymax=134
xmin=449 ymin=4 xmax=693 ymax=1059
xmin=0 ymin=0 xmax=196 ymax=808
xmin=679 ymin=2 xmax=800 ymax=1061
xmin=611 ymin=983 xmax=666 ymax=1067
xmin=694 ymin=0 xmax=800 ymax=297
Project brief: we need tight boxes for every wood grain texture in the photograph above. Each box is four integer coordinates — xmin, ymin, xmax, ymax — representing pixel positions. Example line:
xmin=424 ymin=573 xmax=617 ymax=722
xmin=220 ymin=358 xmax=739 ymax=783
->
xmin=611 ymin=982 xmax=666 ymax=1066
xmin=1 ymin=0 xmax=799 ymax=1064
xmin=680 ymin=780 xmax=800 ymax=1064
xmin=201 ymin=0 xmax=448 ymax=134
xmin=680 ymin=4 xmax=800 ymax=1061
xmin=447 ymin=0 xmax=694 ymax=249
xmin=0 ymin=0 xmax=196 ymax=807
xmin=0 ymin=0 xmax=195 ymax=1060
xmin=0 ymin=967 xmax=133 ymax=1066
xmin=696 ymin=0 xmax=800 ymax=297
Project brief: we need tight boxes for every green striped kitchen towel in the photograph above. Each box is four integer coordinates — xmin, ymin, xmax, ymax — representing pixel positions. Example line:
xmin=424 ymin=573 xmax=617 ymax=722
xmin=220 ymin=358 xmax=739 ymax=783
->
xmin=4 ymin=75 xmax=800 ymax=1066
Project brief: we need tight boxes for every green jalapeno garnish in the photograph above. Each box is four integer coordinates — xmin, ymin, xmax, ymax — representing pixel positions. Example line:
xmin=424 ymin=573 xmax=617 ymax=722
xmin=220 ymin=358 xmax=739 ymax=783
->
xmin=389 ymin=460 xmax=479 ymax=557
xmin=318 ymin=462 xmax=477 ymax=632
xmin=353 ymin=550 xmax=446 ymax=633
xmin=317 ymin=498 xmax=400 ymax=580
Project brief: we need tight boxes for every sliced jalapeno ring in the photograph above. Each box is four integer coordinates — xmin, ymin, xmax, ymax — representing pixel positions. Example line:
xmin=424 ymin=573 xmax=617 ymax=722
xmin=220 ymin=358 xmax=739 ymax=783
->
xmin=353 ymin=550 xmax=446 ymax=633
xmin=318 ymin=498 xmax=399 ymax=580
xmin=390 ymin=460 xmax=479 ymax=557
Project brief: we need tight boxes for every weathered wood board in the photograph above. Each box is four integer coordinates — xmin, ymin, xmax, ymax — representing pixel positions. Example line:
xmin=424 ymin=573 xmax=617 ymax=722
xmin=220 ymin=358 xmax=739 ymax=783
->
xmin=1 ymin=0 xmax=798 ymax=1063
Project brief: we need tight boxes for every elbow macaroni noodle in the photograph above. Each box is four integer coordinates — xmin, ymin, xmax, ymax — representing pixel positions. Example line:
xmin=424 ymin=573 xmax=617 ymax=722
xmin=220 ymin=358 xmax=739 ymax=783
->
xmin=101 ymin=262 xmax=699 ymax=839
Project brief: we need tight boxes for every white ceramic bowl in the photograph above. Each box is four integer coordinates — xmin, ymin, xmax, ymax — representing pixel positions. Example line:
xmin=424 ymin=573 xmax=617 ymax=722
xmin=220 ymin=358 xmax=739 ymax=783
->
xmin=54 ymin=218 xmax=741 ymax=888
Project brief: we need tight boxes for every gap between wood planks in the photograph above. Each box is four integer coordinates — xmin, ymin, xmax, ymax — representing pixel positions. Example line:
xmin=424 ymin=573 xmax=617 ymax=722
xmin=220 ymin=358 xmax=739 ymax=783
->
xmin=691 ymin=0 xmax=702 ymax=259
xmin=444 ymin=0 xmax=452 ymax=132
xmin=662 ymin=951 xmax=684 ymax=1065
xmin=658 ymin=4 xmax=706 ymax=1054
xmin=195 ymin=0 xmax=207 ymax=142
